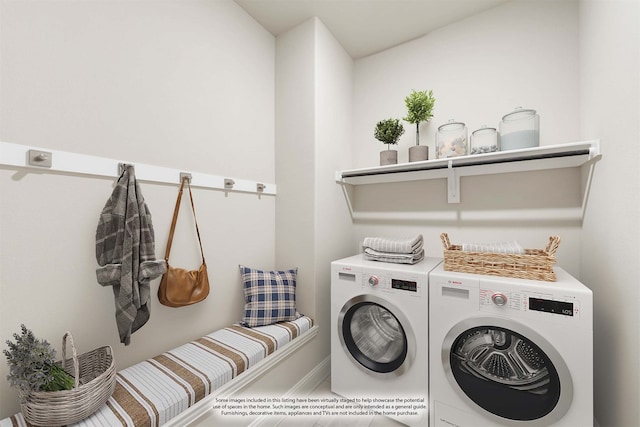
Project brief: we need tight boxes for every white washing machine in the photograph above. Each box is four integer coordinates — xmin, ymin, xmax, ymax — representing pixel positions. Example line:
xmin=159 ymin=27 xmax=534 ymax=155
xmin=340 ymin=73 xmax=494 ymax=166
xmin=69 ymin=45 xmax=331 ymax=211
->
xmin=331 ymin=254 xmax=442 ymax=427
xmin=429 ymin=264 xmax=593 ymax=427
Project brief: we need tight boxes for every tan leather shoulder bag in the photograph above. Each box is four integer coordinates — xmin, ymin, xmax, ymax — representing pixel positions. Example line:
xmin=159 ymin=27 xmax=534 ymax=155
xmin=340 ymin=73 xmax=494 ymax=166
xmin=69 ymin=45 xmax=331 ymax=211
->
xmin=158 ymin=177 xmax=210 ymax=307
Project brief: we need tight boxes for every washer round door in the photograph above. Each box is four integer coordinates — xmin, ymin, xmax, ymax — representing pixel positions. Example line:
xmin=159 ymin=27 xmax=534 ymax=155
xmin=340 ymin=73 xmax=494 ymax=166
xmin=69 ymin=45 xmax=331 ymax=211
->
xmin=338 ymin=294 xmax=416 ymax=376
xmin=443 ymin=317 xmax=573 ymax=426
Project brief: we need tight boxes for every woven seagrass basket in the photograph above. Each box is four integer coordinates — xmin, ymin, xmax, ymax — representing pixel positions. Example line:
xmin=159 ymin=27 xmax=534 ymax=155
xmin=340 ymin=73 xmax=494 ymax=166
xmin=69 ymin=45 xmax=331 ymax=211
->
xmin=19 ymin=332 xmax=116 ymax=426
xmin=440 ymin=233 xmax=560 ymax=281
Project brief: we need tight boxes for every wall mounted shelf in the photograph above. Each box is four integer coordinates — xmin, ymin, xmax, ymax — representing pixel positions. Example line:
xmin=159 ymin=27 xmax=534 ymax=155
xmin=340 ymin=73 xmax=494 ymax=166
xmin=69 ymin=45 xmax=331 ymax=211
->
xmin=336 ymin=140 xmax=601 ymax=204
xmin=0 ymin=141 xmax=276 ymax=195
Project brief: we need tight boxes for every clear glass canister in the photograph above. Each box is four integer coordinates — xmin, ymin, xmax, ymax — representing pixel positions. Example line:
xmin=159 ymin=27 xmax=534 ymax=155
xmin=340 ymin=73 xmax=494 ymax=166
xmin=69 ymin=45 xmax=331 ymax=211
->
xmin=499 ymin=107 xmax=539 ymax=151
xmin=436 ymin=120 xmax=468 ymax=158
xmin=471 ymin=126 xmax=498 ymax=154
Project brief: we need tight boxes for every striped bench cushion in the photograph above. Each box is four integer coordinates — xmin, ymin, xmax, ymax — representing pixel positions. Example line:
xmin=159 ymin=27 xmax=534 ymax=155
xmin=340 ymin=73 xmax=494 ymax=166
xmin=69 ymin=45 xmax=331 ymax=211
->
xmin=1 ymin=316 xmax=314 ymax=427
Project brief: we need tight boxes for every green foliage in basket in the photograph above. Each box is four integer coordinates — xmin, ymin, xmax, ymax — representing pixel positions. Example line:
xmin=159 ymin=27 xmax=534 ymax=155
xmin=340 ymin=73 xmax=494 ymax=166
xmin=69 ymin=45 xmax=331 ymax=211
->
xmin=374 ymin=118 xmax=405 ymax=149
xmin=3 ymin=324 xmax=74 ymax=396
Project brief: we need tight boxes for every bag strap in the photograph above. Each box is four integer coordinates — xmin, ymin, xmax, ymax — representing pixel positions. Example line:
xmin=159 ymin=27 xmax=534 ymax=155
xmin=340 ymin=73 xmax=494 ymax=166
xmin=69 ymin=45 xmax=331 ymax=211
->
xmin=164 ymin=178 xmax=206 ymax=264
xmin=164 ymin=178 xmax=185 ymax=261
xmin=186 ymin=179 xmax=206 ymax=264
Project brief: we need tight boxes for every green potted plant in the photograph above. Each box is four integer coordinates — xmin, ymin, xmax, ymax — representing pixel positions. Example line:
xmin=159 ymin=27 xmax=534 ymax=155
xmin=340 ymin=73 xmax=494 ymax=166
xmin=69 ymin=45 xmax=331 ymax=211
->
xmin=375 ymin=118 xmax=405 ymax=165
xmin=3 ymin=325 xmax=75 ymax=397
xmin=404 ymin=89 xmax=436 ymax=162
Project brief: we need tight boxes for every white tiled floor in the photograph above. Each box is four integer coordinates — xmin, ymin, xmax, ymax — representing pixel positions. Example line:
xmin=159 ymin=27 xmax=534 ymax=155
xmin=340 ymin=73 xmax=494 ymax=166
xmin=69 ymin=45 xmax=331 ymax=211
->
xmin=274 ymin=377 xmax=407 ymax=427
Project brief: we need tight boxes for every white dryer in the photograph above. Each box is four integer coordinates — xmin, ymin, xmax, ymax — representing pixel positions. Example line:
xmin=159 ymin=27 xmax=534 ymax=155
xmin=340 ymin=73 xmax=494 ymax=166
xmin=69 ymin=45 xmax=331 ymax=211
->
xmin=429 ymin=264 xmax=593 ymax=427
xmin=331 ymin=254 xmax=442 ymax=427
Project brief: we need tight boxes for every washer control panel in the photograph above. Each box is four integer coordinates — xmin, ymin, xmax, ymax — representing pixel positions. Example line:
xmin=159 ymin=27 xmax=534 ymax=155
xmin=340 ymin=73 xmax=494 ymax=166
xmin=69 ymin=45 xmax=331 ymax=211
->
xmin=391 ymin=278 xmax=418 ymax=292
xmin=367 ymin=275 xmax=379 ymax=287
xmin=363 ymin=273 xmax=422 ymax=295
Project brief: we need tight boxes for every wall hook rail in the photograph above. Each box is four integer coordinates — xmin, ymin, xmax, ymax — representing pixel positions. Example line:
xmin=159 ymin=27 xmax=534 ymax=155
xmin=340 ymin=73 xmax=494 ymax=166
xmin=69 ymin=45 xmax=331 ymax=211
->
xmin=1 ymin=141 xmax=276 ymax=195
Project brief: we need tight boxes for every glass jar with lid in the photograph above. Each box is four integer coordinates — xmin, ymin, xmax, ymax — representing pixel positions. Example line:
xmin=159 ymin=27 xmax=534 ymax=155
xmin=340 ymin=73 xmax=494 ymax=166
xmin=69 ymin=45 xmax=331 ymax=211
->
xmin=436 ymin=120 xmax=468 ymax=159
xmin=499 ymin=107 xmax=539 ymax=151
xmin=471 ymin=125 xmax=499 ymax=154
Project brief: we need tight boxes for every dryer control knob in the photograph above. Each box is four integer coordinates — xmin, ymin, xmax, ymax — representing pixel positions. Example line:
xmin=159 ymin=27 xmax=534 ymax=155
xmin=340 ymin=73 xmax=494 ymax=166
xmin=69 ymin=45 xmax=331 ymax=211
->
xmin=368 ymin=275 xmax=379 ymax=287
xmin=492 ymin=292 xmax=507 ymax=306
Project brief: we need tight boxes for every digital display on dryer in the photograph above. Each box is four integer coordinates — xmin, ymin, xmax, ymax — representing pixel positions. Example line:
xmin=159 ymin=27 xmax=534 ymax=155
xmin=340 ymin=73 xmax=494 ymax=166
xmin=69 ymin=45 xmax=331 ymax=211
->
xmin=392 ymin=279 xmax=417 ymax=292
xmin=529 ymin=298 xmax=574 ymax=316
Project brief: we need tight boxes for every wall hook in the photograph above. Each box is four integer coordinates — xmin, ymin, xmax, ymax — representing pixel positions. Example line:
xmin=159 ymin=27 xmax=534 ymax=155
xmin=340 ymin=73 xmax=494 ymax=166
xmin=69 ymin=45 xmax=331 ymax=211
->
xmin=28 ymin=150 xmax=52 ymax=168
xmin=256 ymin=183 xmax=265 ymax=193
xmin=118 ymin=163 xmax=134 ymax=175
xmin=224 ymin=178 xmax=235 ymax=189
xmin=180 ymin=172 xmax=192 ymax=183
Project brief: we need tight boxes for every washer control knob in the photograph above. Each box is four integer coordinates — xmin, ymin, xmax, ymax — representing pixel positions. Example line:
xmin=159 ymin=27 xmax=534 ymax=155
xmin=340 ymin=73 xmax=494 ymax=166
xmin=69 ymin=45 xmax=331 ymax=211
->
xmin=492 ymin=292 xmax=508 ymax=306
xmin=368 ymin=275 xmax=379 ymax=287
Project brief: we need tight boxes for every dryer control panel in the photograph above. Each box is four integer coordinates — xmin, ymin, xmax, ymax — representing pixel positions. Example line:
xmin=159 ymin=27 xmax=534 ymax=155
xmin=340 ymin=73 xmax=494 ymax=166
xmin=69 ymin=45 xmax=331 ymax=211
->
xmin=479 ymin=287 xmax=581 ymax=319
xmin=528 ymin=297 xmax=575 ymax=317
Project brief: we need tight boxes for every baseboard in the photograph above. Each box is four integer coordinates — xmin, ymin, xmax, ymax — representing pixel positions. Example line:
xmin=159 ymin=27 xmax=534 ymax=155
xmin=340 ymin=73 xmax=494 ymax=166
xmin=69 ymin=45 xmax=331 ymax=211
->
xmin=282 ymin=356 xmax=331 ymax=398
xmin=248 ymin=356 xmax=331 ymax=427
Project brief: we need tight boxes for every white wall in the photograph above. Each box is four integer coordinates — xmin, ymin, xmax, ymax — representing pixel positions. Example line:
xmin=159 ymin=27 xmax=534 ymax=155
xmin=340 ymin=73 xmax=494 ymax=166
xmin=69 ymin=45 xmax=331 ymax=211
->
xmin=350 ymin=0 xmax=583 ymax=276
xmin=274 ymin=16 xmax=355 ymax=392
xmin=313 ymin=17 xmax=357 ymax=362
xmin=275 ymin=18 xmax=317 ymax=321
xmin=579 ymin=1 xmax=640 ymax=426
xmin=0 ymin=0 xmax=276 ymax=418
xmin=353 ymin=0 xmax=580 ymax=169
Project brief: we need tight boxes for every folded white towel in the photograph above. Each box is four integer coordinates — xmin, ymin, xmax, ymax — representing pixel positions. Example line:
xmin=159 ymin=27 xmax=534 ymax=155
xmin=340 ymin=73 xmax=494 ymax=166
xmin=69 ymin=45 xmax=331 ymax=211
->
xmin=363 ymin=234 xmax=424 ymax=254
xmin=364 ymin=247 xmax=425 ymax=265
xmin=462 ymin=240 xmax=525 ymax=255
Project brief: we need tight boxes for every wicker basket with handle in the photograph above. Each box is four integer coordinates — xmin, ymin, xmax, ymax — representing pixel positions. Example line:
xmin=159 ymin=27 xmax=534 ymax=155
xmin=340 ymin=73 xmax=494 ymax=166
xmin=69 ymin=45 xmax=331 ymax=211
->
xmin=440 ymin=233 xmax=561 ymax=281
xmin=19 ymin=332 xmax=116 ymax=426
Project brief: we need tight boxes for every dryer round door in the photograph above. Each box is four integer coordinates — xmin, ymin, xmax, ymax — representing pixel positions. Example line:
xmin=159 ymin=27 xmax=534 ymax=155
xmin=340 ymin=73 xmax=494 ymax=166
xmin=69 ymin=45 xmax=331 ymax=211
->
xmin=338 ymin=294 xmax=416 ymax=377
xmin=442 ymin=316 xmax=573 ymax=426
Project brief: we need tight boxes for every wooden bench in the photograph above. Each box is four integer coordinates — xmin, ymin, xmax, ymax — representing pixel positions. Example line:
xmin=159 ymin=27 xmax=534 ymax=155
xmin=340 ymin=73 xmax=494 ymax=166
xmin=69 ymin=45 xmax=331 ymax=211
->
xmin=1 ymin=316 xmax=316 ymax=427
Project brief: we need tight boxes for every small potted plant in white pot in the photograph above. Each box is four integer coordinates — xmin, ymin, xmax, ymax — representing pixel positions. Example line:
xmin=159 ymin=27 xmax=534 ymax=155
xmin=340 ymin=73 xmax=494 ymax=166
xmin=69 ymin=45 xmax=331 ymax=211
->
xmin=404 ymin=89 xmax=436 ymax=162
xmin=375 ymin=118 xmax=405 ymax=166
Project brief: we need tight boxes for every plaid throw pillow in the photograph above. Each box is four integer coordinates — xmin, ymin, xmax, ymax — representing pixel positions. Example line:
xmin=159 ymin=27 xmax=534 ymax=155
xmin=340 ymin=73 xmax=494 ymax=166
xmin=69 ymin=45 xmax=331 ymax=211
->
xmin=239 ymin=265 xmax=299 ymax=327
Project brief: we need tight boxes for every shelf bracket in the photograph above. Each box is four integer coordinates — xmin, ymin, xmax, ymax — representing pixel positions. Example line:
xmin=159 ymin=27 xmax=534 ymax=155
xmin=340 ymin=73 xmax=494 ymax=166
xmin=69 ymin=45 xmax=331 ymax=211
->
xmin=447 ymin=160 xmax=460 ymax=203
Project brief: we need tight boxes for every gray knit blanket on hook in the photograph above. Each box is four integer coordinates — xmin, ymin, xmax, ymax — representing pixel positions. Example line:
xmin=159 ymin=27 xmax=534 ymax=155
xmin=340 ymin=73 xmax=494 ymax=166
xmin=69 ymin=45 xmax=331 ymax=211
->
xmin=95 ymin=166 xmax=166 ymax=345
